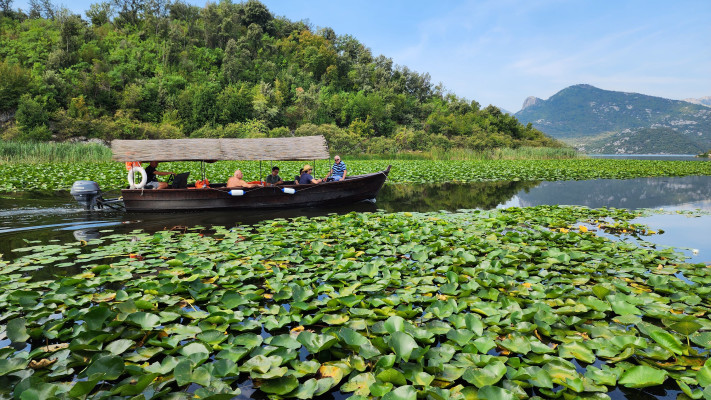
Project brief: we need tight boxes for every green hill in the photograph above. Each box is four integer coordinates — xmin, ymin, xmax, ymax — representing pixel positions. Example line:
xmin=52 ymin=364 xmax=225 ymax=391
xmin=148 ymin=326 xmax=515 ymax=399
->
xmin=0 ymin=0 xmax=560 ymax=154
xmin=514 ymin=84 xmax=711 ymax=154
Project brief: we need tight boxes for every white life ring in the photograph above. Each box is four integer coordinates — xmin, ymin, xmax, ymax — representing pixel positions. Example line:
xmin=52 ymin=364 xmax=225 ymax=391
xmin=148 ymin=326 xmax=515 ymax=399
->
xmin=127 ymin=167 xmax=147 ymax=189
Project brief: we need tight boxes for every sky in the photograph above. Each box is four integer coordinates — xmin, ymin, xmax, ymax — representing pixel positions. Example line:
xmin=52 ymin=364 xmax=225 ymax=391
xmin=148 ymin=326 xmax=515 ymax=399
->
xmin=11 ymin=0 xmax=711 ymax=112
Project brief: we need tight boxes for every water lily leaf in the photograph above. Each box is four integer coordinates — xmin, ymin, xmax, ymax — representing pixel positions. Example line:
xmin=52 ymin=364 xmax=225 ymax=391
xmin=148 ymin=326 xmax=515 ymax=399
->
xmin=7 ymin=318 xmax=29 ymax=342
xmin=84 ymin=306 xmax=114 ymax=331
xmin=476 ymin=385 xmax=517 ymax=400
xmin=341 ymin=372 xmax=375 ymax=396
xmin=370 ymin=382 xmax=393 ymax=397
xmin=697 ymin=359 xmax=711 ymax=387
xmin=670 ymin=320 xmax=703 ymax=336
xmin=389 ymin=331 xmax=419 ymax=362
xmin=447 ymin=329 xmax=476 ymax=347
xmin=290 ymin=360 xmax=321 ymax=377
xmin=522 ymin=366 xmax=553 ymax=388
xmin=649 ymin=330 xmax=684 ymax=355
xmin=180 ymin=342 xmax=210 ymax=360
xmin=84 ymin=354 xmax=124 ymax=381
xmin=297 ymin=331 xmax=338 ymax=353
xmin=610 ymin=300 xmax=641 ymax=316
xmin=462 ymin=361 xmax=507 ymax=388
xmin=384 ymin=315 xmax=406 ymax=333
xmin=377 ymin=368 xmax=407 ymax=385
xmin=382 ymin=385 xmax=417 ymax=400
xmin=232 ymin=333 xmax=263 ymax=349
xmin=0 ymin=358 xmax=28 ymax=376
xmin=592 ymin=285 xmax=611 ymax=300
xmin=288 ymin=378 xmax=317 ymax=399
xmin=585 ymin=366 xmax=617 ymax=387
xmin=499 ymin=335 xmax=532 ymax=355
xmin=558 ymin=341 xmax=595 ymax=363
xmin=197 ymin=330 xmax=228 ymax=345
xmin=411 ymin=371 xmax=434 ymax=386
xmin=322 ymin=313 xmax=349 ymax=325
xmin=68 ymin=379 xmax=99 ymax=397
xmin=619 ymin=365 xmax=667 ymax=388
xmin=269 ymin=334 xmax=302 ymax=350
xmin=126 ymin=311 xmax=161 ymax=330
xmin=259 ymin=376 xmax=299 ymax=395
xmin=691 ymin=332 xmax=711 ymax=349
xmin=104 ymin=339 xmax=134 ymax=355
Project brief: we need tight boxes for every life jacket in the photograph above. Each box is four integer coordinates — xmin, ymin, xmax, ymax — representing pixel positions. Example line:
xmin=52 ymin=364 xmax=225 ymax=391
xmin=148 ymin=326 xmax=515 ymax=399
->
xmin=195 ymin=179 xmax=210 ymax=189
xmin=125 ymin=161 xmax=142 ymax=170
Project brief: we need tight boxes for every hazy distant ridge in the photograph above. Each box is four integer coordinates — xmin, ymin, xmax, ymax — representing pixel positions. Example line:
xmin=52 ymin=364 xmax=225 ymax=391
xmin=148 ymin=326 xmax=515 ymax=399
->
xmin=514 ymin=84 xmax=711 ymax=154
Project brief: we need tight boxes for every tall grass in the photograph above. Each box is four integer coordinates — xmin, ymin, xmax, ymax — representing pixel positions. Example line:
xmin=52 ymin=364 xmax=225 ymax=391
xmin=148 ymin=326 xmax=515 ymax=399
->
xmin=0 ymin=141 xmax=113 ymax=164
xmin=345 ymin=146 xmax=583 ymax=161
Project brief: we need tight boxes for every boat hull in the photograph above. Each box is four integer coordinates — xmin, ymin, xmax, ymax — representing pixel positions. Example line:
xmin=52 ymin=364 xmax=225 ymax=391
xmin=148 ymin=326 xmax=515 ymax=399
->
xmin=121 ymin=167 xmax=390 ymax=211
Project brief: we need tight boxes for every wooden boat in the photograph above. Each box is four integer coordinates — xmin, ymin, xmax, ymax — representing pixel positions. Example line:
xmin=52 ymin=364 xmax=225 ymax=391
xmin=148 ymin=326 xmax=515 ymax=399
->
xmin=105 ymin=136 xmax=390 ymax=212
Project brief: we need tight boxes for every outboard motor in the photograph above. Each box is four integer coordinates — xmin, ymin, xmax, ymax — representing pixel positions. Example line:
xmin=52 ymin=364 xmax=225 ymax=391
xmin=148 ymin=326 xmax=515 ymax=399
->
xmin=71 ymin=180 xmax=103 ymax=210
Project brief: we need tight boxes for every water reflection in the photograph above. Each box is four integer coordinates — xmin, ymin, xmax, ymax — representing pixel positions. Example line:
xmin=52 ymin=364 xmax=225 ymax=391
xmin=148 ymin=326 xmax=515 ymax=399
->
xmin=505 ymin=176 xmax=711 ymax=210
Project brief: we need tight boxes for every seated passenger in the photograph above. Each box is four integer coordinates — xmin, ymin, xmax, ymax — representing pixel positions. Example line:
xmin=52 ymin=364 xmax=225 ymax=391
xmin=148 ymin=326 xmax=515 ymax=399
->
xmin=325 ymin=155 xmax=347 ymax=181
xmin=265 ymin=166 xmax=283 ymax=186
xmin=227 ymin=169 xmax=258 ymax=188
xmin=298 ymin=164 xmax=322 ymax=184
xmin=144 ymin=161 xmax=175 ymax=190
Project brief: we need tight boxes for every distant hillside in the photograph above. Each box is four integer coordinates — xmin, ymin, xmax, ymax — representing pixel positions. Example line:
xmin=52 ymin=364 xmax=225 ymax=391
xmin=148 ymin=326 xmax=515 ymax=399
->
xmin=684 ymin=96 xmax=711 ymax=107
xmin=515 ymin=84 xmax=711 ymax=154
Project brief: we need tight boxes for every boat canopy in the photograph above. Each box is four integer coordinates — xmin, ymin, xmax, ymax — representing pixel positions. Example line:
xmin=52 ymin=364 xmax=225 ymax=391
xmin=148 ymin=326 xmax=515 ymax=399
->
xmin=111 ymin=136 xmax=330 ymax=162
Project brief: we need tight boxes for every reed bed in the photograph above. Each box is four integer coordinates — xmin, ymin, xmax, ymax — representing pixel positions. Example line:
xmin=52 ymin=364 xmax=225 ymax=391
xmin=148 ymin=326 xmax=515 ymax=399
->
xmin=346 ymin=146 xmax=583 ymax=161
xmin=0 ymin=141 xmax=112 ymax=164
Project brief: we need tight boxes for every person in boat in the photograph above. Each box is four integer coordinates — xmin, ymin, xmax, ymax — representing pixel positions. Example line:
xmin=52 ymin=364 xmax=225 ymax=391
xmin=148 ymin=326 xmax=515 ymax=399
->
xmin=325 ymin=155 xmax=347 ymax=181
xmin=144 ymin=161 xmax=175 ymax=189
xmin=227 ymin=169 xmax=258 ymax=188
xmin=299 ymin=164 xmax=322 ymax=184
xmin=265 ymin=166 xmax=283 ymax=186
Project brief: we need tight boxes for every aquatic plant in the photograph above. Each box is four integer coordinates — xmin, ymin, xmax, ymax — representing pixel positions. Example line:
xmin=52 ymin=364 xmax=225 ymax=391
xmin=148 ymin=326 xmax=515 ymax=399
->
xmin=1 ymin=159 xmax=711 ymax=192
xmin=1 ymin=206 xmax=709 ymax=399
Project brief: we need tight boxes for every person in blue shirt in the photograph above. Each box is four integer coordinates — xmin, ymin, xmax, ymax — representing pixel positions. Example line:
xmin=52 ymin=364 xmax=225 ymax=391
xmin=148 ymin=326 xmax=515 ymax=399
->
xmin=326 ymin=155 xmax=347 ymax=181
xmin=298 ymin=164 xmax=322 ymax=184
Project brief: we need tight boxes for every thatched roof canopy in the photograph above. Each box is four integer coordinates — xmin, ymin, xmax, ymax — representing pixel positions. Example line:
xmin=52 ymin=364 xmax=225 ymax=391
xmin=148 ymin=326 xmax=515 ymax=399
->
xmin=111 ymin=136 xmax=330 ymax=162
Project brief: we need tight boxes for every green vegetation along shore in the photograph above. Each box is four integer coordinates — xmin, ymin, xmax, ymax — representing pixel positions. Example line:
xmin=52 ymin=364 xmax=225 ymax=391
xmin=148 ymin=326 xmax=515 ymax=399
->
xmin=0 ymin=0 xmax=560 ymax=154
xmin=1 ymin=207 xmax=709 ymax=399
xmin=1 ymin=159 xmax=710 ymax=192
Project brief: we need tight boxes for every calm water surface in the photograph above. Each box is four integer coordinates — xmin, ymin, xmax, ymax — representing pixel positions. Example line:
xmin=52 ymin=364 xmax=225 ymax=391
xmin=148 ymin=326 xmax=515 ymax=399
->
xmin=1 ymin=176 xmax=710 ymax=264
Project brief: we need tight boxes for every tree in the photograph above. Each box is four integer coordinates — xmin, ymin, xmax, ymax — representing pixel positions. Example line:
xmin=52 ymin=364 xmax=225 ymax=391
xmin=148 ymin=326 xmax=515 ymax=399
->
xmin=86 ymin=2 xmax=113 ymax=26
xmin=0 ymin=61 xmax=31 ymax=111
xmin=0 ymin=0 xmax=13 ymax=16
xmin=112 ymin=0 xmax=142 ymax=26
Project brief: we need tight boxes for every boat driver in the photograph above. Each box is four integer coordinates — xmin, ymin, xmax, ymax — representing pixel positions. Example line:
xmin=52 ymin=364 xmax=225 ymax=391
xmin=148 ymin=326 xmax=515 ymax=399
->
xmin=145 ymin=161 xmax=175 ymax=189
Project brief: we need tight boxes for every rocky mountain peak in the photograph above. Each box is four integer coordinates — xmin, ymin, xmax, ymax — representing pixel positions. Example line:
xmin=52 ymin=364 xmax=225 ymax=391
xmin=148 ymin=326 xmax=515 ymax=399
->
xmin=521 ymin=96 xmax=543 ymax=110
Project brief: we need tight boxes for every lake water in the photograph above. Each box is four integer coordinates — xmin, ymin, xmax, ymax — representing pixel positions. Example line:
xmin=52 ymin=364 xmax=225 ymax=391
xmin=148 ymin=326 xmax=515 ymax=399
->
xmin=1 ymin=176 xmax=710 ymax=264
xmin=1 ymin=176 xmax=710 ymax=400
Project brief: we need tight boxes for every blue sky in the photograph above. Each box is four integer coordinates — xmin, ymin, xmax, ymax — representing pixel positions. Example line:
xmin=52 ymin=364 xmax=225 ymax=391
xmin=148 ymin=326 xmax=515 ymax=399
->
xmin=11 ymin=0 xmax=711 ymax=112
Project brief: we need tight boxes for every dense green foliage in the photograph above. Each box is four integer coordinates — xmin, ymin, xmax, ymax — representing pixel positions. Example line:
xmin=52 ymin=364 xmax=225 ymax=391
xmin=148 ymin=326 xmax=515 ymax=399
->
xmin=515 ymin=84 xmax=711 ymax=153
xmin=1 ymin=159 xmax=711 ymax=192
xmin=0 ymin=0 xmax=558 ymax=153
xmin=1 ymin=207 xmax=710 ymax=399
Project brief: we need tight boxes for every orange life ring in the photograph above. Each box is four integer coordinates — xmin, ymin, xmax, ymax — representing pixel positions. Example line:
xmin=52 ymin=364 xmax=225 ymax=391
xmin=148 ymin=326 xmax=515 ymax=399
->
xmin=125 ymin=161 xmax=141 ymax=171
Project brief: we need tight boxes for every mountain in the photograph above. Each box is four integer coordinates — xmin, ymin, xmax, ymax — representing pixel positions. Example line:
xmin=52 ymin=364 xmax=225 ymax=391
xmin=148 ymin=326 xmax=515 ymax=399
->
xmin=515 ymin=84 xmax=711 ymax=154
xmin=684 ymin=96 xmax=711 ymax=107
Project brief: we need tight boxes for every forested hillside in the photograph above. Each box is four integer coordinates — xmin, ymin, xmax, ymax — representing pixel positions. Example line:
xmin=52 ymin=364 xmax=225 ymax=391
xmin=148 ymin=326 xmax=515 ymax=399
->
xmin=0 ymin=0 xmax=559 ymax=153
